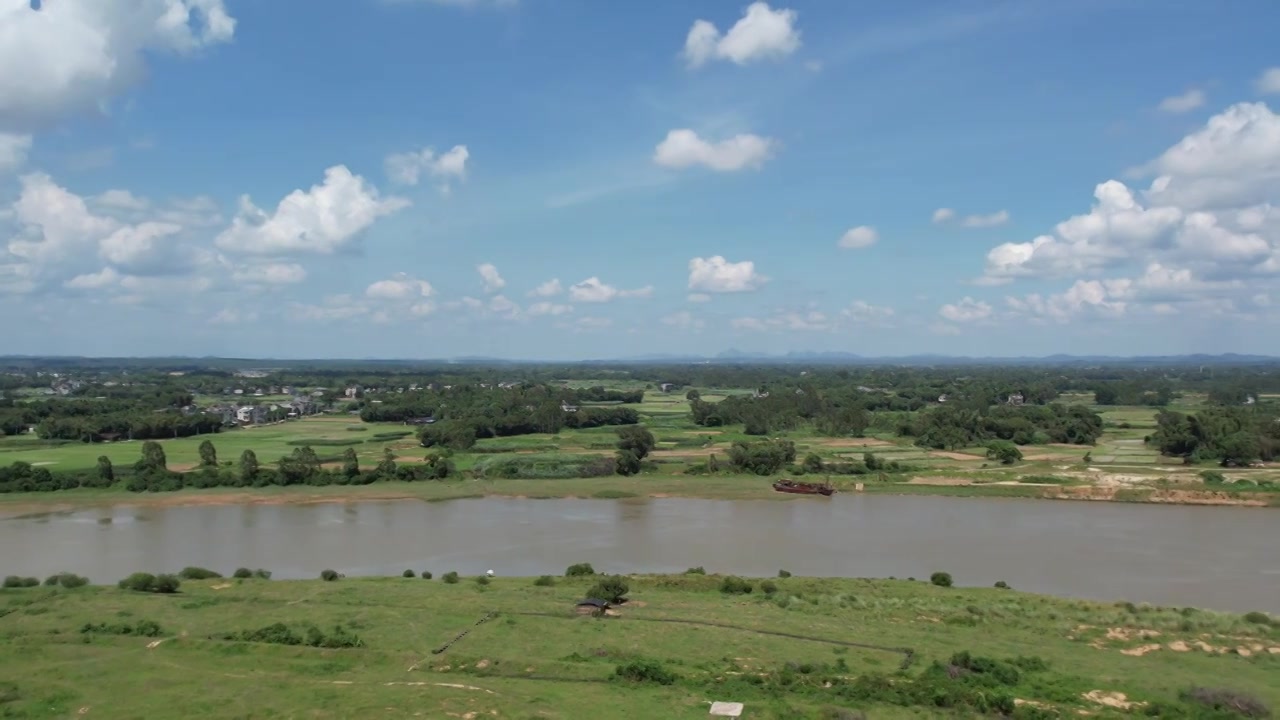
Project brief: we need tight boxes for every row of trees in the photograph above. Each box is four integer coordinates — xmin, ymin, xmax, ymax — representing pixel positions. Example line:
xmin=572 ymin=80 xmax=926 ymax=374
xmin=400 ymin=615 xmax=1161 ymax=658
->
xmin=1150 ymin=407 xmax=1279 ymax=466
xmin=906 ymin=404 xmax=1104 ymax=450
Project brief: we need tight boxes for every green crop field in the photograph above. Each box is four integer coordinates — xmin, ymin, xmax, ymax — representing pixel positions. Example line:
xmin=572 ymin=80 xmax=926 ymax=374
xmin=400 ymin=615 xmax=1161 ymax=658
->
xmin=1 ymin=574 xmax=1276 ymax=719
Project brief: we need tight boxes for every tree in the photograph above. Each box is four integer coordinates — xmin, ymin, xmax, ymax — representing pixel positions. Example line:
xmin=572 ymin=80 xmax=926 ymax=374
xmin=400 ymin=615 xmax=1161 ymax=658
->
xmin=985 ymin=440 xmax=1023 ymax=465
xmin=586 ymin=575 xmax=630 ymax=603
xmin=341 ymin=448 xmax=360 ymax=479
xmin=198 ymin=439 xmax=218 ymax=468
xmin=801 ymin=453 xmax=824 ymax=474
xmin=239 ymin=449 xmax=260 ymax=483
xmin=615 ymin=449 xmax=641 ymax=476
xmin=685 ymin=389 xmax=701 ymax=401
xmin=278 ymin=446 xmax=321 ymax=484
xmin=376 ymin=448 xmax=397 ymax=478
xmin=136 ymin=441 xmax=167 ymax=473
xmin=615 ymin=425 xmax=656 ymax=460
xmin=96 ymin=455 xmax=114 ymax=484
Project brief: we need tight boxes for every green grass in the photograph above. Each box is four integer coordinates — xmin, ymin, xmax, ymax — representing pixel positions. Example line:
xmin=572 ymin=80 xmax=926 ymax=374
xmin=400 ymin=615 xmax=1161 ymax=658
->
xmin=0 ymin=575 xmax=1275 ymax=719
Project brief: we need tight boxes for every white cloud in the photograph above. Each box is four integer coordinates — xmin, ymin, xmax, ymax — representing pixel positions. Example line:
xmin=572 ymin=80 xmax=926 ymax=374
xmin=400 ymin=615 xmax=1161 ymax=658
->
xmin=841 ymin=300 xmax=894 ymax=323
xmin=683 ymin=2 xmax=801 ymax=68
xmin=385 ymin=144 xmax=469 ymax=189
xmin=1255 ymin=67 xmax=1280 ymax=95
xmin=837 ymin=225 xmax=878 ymax=249
xmin=477 ymin=262 xmax=505 ymax=293
xmin=528 ymin=278 xmax=563 ymax=297
xmin=527 ymin=301 xmax=573 ymax=316
xmin=365 ymin=272 xmax=434 ymax=299
xmin=215 ymin=166 xmax=409 ymax=256
xmin=0 ymin=133 xmax=31 ymax=171
xmin=93 ymin=189 xmax=149 ymax=212
xmin=687 ymin=292 xmax=711 ymax=303
xmin=65 ymin=267 xmax=120 ymax=290
xmin=487 ymin=294 xmax=519 ymax=318
xmin=939 ymin=297 xmax=992 ymax=322
xmin=231 ymin=262 xmax=307 ymax=285
xmin=98 ymin=222 xmax=182 ymax=270
xmin=688 ymin=255 xmax=766 ymax=293
xmin=662 ymin=310 xmax=705 ymax=330
xmin=654 ymin=129 xmax=774 ymax=171
xmin=731 ymin=310 xmax=831 ymax=332
xmin=574 ymin=316 xmax=612 ymax=330
xmin=935 ymin=207 xmax=1010 ymax=227
xmin=208 ymin=308 xmax=257 ymax=325
xmin=0 ymin=0 xmax=235 ymax=133
xmin=1158 ymin=89 xmax=1206 ymax=114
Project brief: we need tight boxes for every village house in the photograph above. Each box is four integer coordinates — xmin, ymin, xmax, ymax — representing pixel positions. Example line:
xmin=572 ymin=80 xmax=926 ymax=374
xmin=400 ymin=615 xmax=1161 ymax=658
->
xmin=560 ymin=401 xmax=579 ymax=413
xmin=1006 ymin=393 xmax=1025 ymax=406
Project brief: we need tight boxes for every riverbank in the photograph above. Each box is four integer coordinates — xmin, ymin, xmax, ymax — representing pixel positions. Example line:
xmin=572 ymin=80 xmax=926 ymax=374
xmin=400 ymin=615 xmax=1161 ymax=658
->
xmin=2 ymin=473 xmax=1277 ymax=513
xmin=2 ymin=574 xmax=1275 ymax=719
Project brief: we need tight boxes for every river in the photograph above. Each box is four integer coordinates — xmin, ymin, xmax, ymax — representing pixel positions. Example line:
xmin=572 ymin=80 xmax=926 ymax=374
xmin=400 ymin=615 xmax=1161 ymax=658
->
xmin=1 ymin=495 xmax=1276 ymax=613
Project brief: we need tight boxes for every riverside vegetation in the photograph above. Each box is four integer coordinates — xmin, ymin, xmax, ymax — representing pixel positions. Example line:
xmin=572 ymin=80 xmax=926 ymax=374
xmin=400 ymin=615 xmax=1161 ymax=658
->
xmin=0 ymin=567 xmax=1277 ymax=719
xmin=1 ymin=360 xmax=1278 ymax=506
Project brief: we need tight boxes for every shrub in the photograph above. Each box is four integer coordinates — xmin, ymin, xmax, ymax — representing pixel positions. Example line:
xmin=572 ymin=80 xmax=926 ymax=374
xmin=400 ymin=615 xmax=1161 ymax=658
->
xmin=719 ymin=576 xmax=753 ymax=595
xmin=320 ymin=569 xmax=340 ymax=582
xmin=1181 ymin=687 xmax=1270 ymax=718
xmin=778 ymin=569 xmax=792 ymax=578
xmin=252 ymin=569 xmax=271 ymax=579
xmin=117 ymin=572 xmax=180 ymax=593
xmin=232 ymin=568 xmax=253 ymax=579
xmin=586 ymin=576 xmax=629 ymax=603
xmin=761 ymin=580 xmax=778 ymax=595
xmin=420 ymin=571 xmax=433 ymax=580
xmin=684 ymin=566 xmax=706 ymax=575
xmin=930 ymin=572 xmax=953 ymax=588
xmin=43 ymin=575 xmax=59 ymax=586
xmin=81 ymin=620 xmax=165 ymax=637
xmin=178 ymin=566 xmax=223 ymax=580
xmin=475 ymin=575 xmax=491 ymax=586
xmin=1200 ymin=470 xmax=1226 ymax=485
xmin=614 ymin=660 xmax=678 ymax=685
xmin=57 ymin=573 xmax=89 ymax=589
xmin=1242 ymin=611 xmax=1272 ymax=625
xmin=994 ymin=580 xmax=1010 ymax=589
xmin=442 ymin=571 xmax=459 ymax=584
xmin=402 ymin=569 xmax=415 ymax=578
xmin=565 ymin=563 xmax=596 ymax=577
xmin=3 ymin=576 xmax=39 ymax=589
xmin=151 ymin=574 xmax=181 ymax=593
xmin=533 ymin=575 xmax=555 ymax=587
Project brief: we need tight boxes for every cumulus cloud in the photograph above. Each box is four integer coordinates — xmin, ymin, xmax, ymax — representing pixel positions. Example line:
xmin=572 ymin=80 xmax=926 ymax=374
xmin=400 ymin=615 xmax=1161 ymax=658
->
xmin=654 ymin=129 xmax=774 ymax=171
xmin=528 ymin=278 xmax=563 ymax=297
xmin=938 ymin=297 xmax=992 ymax=322
xmin=384 ymin=144 xmax=469 ymax=189
xmin=662 ymin=310 xmax=705 ymax=330
xmin=1256 ymin=67 xmax=1280 ymax=95
xmin=841 ymin=300 xmax=894 ymax=324
xmin=65 ymin=267 xmax=121 ymax=290
xmin=477 ymin=262 xmax=505 ymax=293
xmin=215 ymin=166 xmax=409 ymax=256
xmin=568 ymin=277 xmax=652 ymax=303
xmin=934 ymin=207 xmax=1010 ymax=227
xmin=688 ymin=255 xmax=766 ymax=293
xmin=231 ymin=262 xmax=307 ymax=285
xmin=527 ymin=301 xmax=573 ymax=316
xmin=365 ymin=272 xmax=434 ymax=299
xmin=1158 ymin=89 xmax=1206 ymax=114
xmin=0 ymin=0 xmax=236 ymax=133
xmin=683 ymin=2 xmax=800 ymax=68
xmin=838 ymin=225 xmax=878 ymax=249
xmin=0 ymin=133 xmax=31 ymax=171
xmin=731 ymin=309 xmax=831 ymax=332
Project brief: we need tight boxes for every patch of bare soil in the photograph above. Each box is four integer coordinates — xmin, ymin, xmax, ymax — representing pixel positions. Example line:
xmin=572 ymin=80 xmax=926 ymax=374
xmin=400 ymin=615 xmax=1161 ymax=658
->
xmin=1106 ymin=628 xmax=1161 ymax=642
xmin=1120 ymin=644 xmax=1162 ymax=656
xmin=210 ymin=583 xmax=232 ymax=590
xmin=907 ymin=476 xmax=973 ymax=486
xmin=928 ymin=451 xmax=986 ymax=461
xmin=1022 ymin=453 xmax=1076 ymax=461
xmin=1083 ymin=691 xmax=1145 ymax=710
xmin=814 ymin=438 xmax=893 ymax=448
xmin=1050 ymin=443 xmax=1095 ymax=450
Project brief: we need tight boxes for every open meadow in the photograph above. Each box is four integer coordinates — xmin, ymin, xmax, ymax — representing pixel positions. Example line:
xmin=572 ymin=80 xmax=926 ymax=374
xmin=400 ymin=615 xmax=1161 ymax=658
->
xmin=1 ymin=573 xmax=1277 ymax=719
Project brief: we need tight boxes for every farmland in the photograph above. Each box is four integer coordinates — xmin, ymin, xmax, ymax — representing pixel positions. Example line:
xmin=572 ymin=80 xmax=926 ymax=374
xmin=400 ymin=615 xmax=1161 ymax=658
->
xmin=1 ymin=572 xmax=1277 ymax=719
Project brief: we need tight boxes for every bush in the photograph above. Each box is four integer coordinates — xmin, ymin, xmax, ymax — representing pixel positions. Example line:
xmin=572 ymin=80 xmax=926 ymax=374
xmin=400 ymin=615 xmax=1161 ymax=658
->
xmin=402 ymin=569 xmax=415 ymax=578
xmin=320 ymin=569 xmax=340 ymax=582
xmin=43 ymin=572 xmax=88 ymax=589
xmin=534 ymin=575 xmax=555 ymax=587
xmin=586 ymin=575 xmax=629 ymax=603
xmin=475 ymin=575 xmax=491 ymax=586
xmin=778 ymin=569 xmax=792 ymax=578
xmin=761 ymin=580 xmax=778 ymax=595
xmin=442 ymin=571 xmax=459 ymax=584
xmin=684 ymin=566 xmax=706 ymax=575
xmin=930 ymin=572 xmax=953 ymax=588
xmin=420 ymin=571 xmax=433 ymax=580
xmin=178 ymin=566 xmax=223 ymax=580
xmin=719 ymin=576 xmax=753 ymax=595
xmin=565 ymin=562 xmax=596 ymax=577
xmin=253 ymin=569 xmax=272 ymax=579
xmin=1181 ymin=687 xmax=1270 ymax=718
xmin=994 ymin=580 xmax=1010 ymax=589
xmin=232 ymin=568 xmax=253 ymax=579
xmin=614 ymin=660 xmax=678 ymax=685
xmin=3 ymin=576 xmax=39 ymax=588
xmin=1242 ymin=611 xmax=1272 ymax=625
xmin=117 ymin=572 xmax=181 ymax=594
xmin=1200 ymin=470 xmax=1226 ymax=485
xmin=81 ymin=619 xmax=165 ymax=637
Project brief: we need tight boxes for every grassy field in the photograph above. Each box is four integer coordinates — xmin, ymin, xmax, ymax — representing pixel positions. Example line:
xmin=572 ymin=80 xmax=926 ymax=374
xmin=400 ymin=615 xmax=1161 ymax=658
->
xmin=3 ymin=386 xmax=1278 ymax=508
xmin=1 ymin=574 xmax=1277 ymax=719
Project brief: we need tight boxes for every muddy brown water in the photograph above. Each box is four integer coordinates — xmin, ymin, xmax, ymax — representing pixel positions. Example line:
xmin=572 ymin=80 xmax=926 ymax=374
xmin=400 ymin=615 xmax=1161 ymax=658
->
xmin=2 ymin=495 xmax=1276 ymax=613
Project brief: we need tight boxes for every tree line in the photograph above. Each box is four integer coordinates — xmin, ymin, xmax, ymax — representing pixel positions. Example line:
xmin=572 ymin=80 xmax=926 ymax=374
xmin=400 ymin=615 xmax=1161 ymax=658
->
xmin=1150 ymin=407 xmax=1279 ymax=466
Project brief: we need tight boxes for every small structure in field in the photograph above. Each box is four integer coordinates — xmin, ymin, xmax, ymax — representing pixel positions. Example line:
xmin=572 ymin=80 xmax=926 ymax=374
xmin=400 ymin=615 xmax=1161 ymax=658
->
xmin=708 ymin=701 xmax=744 ymax=717
xmin=575 ymin=598 xmax=611 ymax=616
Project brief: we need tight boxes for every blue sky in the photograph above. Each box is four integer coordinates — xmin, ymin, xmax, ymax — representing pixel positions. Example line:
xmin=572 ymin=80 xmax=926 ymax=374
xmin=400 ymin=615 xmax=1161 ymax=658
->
xmin=2 ymin=0 xmax=1280 ymax=359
